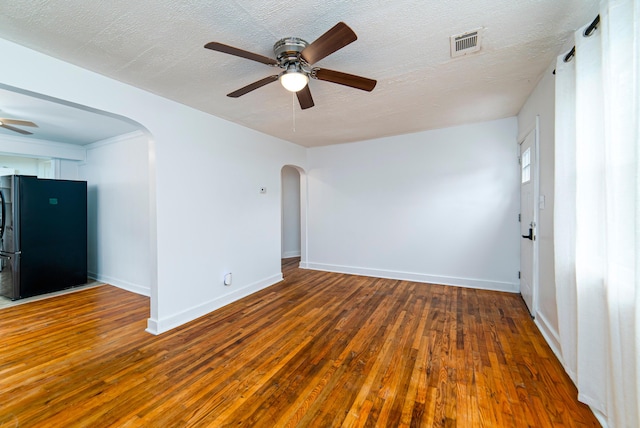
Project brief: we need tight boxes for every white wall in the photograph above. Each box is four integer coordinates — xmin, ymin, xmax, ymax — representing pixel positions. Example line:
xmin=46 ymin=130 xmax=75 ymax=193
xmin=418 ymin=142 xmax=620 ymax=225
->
xmin=0 ymin=135 xmax=84 ymax=180
xmin=79 ymin=132 xmax=151 ymax=296
xmin=0 ymin=134 xmax=151 ymax=293
xmin=0 ymin=38 xmax=307 ymax=334
xmin=58 ymin=159 xmax=80 ymax=180
xmin=0 ymin=134 xmax=85 ymax=161
xmin=305 ymin=118 xmax=520 ymax=292
xmin=0 ymin=155 xmax=59 ymax=178
xmin=0 ymin=155 xmax=39 ymax=175
xmin=281 ymin=166 xmax=301 ymax=258
xmin=517 ymin=63 xmax=560 ymax=353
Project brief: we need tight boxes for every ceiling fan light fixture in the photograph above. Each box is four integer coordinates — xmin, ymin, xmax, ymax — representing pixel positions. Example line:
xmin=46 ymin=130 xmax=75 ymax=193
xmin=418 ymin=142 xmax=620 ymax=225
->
xmin=280 ymin=70 xmax=309 ymax=92
xmin=205 ymin=22 xmax=377 ymax=107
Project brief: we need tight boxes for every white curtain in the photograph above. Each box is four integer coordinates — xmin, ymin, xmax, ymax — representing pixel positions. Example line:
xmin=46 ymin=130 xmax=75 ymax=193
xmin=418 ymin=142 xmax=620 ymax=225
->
xmin=554 ymin=0 xmax=639 ymax=427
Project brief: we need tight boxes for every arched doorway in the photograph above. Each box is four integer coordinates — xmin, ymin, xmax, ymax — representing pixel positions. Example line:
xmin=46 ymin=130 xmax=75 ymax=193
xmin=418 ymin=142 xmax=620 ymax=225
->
xmin=281 ymin=165 xmax=307 ymax=272
xmin=0 ymin=83 xmax=156 ymax=321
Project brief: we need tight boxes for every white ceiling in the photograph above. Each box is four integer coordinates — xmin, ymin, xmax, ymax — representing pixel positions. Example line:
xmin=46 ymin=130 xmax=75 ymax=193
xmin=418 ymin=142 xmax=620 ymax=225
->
xmin=0 ymin=0 xmax=598 ymax=147
xmin=0 ymin=85 xmax=141 ymax=145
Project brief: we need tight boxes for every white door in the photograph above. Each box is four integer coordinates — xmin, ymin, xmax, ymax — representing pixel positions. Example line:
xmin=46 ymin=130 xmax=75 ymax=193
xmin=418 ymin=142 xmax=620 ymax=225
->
xmin=520 ymin=130 xmax=536 ymax=316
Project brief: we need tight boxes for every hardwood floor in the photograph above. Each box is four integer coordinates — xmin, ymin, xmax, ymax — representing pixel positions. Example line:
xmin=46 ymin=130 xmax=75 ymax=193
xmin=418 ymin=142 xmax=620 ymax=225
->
xmin=0 ymin=259 xmax=599 ymax=427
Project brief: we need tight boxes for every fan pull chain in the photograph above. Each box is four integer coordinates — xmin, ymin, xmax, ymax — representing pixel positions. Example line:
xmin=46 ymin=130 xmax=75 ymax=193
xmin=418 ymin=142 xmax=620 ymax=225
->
xmin=292 ymin=92 xmax=296 ymax=132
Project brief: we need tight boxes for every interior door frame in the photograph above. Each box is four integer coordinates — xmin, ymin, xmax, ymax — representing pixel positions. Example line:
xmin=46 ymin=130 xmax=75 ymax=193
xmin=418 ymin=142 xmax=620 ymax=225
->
xmin=280 ymin=164 xmax=308 ymax=267
xmin=518 ymin=116 xmax=540 ymax=317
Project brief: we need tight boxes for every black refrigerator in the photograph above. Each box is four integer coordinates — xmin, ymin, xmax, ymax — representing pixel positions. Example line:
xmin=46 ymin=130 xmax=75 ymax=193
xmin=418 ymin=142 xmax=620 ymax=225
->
xmin=0 ymin=175 xmax=87 ymax=300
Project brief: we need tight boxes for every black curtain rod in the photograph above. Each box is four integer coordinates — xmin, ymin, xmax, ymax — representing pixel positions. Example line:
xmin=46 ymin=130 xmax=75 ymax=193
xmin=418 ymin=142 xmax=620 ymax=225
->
xmin=564 ymin=14 xmax=601 ymax=62
xmin=584 ymin=14 xmax=601 ymax=37
xmin=563 ymin=46 xmax=577 ymax=63
xmin=552 ymin=14 xmax=600 ymax=74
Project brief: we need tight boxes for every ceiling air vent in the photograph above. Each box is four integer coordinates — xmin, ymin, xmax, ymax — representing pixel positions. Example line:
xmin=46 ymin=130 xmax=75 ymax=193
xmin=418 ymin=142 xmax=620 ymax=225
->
xmin=450 ymin=28 xmax=483 ymax=58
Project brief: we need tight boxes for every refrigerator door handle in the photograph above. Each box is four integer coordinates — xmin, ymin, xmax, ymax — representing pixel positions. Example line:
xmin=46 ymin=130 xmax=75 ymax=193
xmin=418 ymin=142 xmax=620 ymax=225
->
xmin=0 ymin=189 xmax=5 ymax=241
xmin=0 ymin=250 xmax=20 ymax=256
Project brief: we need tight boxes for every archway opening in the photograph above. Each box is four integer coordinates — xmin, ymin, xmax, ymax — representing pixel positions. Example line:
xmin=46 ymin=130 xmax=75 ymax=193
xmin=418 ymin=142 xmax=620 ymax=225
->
xmin=281 ymin=165 xmax=307 ymax=274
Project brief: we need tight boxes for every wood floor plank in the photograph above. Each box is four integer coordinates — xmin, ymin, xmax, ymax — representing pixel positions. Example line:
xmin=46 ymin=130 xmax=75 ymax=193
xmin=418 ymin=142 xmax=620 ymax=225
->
xmin=0 ymin=259 xmax=600 ymax=427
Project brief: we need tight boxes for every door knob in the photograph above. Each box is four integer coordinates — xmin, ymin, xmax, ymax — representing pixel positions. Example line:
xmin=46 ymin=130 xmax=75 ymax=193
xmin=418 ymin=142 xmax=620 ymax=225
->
xmin=522 ymin=228 xmax=533 ymax=240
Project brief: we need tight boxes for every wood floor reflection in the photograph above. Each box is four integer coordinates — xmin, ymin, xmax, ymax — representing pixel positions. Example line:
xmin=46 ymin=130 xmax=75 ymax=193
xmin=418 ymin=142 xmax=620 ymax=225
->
xmin=0 ymin=258 xmax=598 ymax=427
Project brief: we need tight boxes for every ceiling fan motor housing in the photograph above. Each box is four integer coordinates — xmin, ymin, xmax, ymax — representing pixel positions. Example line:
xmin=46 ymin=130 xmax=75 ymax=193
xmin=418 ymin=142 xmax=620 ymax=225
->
xmin=274 ymin=37 xmax=309 ymax=69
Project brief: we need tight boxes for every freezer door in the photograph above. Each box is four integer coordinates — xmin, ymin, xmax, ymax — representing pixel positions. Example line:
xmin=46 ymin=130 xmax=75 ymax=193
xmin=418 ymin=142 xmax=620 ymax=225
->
xmin=0 ymin=175 xmax=16 ymax=254
xmin=0 ymin=252 xmax=19 ymax=300
xmin=19 ymin=176 xmax=87 ymax=297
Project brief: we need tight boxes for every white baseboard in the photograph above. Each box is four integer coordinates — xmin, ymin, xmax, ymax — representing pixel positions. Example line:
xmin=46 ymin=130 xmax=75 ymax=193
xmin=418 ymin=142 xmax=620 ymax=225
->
xmin=145 ymin=273 xmax=283 ymax=335
xmin=588 ymin=406 xmax=609 ymax=428
xmin=88 ymin=271 xmax=150 ymax=297
xmin=146 ymin=318 xmax=160 ymax=335
xmin=300 ymin=262 xmax=519 ymax=293
xmin=534 ymin=310 xmax=588 ymax=409
xmin=282 ymin=250 xmax=301 ymax=258
xmin=533 ymin=309 xmax=607 ymax=427
xmin=534 ymin=310 xmax=562 ymax=361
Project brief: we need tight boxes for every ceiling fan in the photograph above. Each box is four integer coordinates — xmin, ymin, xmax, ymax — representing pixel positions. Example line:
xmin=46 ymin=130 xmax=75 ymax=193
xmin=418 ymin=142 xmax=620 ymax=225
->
xmin=0 ymin=118 xmax=38 ymax=135
xmin=204 ymin=22 xmax=377 ymax=110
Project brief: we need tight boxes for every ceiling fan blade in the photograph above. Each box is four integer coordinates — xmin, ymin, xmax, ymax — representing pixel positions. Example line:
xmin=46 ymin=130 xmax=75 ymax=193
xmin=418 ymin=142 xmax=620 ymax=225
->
xmin=0 ymin=118 xmax=38 ymax=127
xmin=296 ymin=85 xmax=314 ymax=110
xmin=314 ymin=68 xmax=377 ymax=92
xmin=227 ymin=75 xmax=279 ymax=98
xmin=301 ymin=22 xmax=357 ymax=65
xmin=204 ymin=42 xmax=278 ymax=66
xmin=1 ymin=124 xmax=33 ymax=135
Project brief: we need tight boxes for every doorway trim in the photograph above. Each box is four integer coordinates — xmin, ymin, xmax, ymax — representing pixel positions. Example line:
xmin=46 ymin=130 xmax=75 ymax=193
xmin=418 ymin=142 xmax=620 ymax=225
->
xmin=280 ymin=164 xmax=308 ymax=268
xmin=518 ymin=116 xmax=540 ymax=317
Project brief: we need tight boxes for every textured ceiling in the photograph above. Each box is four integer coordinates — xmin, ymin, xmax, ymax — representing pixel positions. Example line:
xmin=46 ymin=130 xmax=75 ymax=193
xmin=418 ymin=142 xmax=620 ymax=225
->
xmin=0 ymin=0 xmax=598 ymax=147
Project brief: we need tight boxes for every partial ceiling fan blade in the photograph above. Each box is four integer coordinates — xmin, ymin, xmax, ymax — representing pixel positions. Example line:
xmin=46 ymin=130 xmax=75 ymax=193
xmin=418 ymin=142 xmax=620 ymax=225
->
xmin=296 ymin=85 xmax=314 ymax=110
xmin=314 ymin=68 xmax=377 ymax=92
xmin=0 ymin=119 xmax=38 ymax=127
xmin=204 ymin=42 xmax=278 ymax=66
xmin=227 ymin=75 xmax=279 ymax=98
xmin=300 ymin=22 xmax=357 ymax=65
xmin=1 ymin=124 xmax=33 ymax=135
